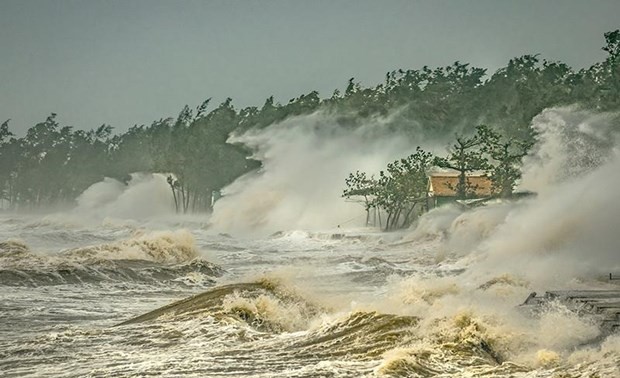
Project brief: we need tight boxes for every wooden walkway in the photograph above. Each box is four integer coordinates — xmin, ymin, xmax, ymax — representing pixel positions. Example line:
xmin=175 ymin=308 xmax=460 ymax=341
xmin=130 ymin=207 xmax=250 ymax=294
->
xmin=522 ymin=290 xmax=620 ymax=333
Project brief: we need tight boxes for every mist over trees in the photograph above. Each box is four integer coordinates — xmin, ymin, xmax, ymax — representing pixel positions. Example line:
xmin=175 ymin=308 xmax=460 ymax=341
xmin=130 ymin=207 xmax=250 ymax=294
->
xmin=1 ymin=30 xmax=619 ymax=212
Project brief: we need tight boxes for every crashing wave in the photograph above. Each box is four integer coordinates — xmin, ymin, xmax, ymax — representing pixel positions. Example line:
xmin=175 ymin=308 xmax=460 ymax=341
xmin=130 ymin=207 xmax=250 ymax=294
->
xmin=0 ymin=230 xmax=222 ymax=287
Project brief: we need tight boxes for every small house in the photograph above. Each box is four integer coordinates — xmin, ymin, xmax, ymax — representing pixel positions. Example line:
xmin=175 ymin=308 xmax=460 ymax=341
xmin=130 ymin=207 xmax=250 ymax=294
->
xmin=427 ymin=173 xmax=495 ymax=208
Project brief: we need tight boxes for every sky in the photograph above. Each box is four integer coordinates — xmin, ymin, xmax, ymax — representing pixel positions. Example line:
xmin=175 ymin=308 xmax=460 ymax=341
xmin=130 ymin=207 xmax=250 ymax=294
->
xmin=1 ymin=0 xmax=619 ymax=136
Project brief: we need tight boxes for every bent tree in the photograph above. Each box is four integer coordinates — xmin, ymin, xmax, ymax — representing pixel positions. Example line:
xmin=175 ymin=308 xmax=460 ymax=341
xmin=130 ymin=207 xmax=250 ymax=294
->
xmin=434 ymin=129 xmax=488 ymax=199
xmin=342 ymin=170 xmax=377 ymax=225
xmin=477 ymin=125 xmax=533 ymax=197
xmin=343 ymin=147 xmax=434 ymax=231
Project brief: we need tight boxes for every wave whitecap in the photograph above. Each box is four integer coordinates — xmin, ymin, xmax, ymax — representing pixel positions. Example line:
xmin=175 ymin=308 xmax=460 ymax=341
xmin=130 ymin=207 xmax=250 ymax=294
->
xmin=0 ymin=230 xmax=222 ymax=287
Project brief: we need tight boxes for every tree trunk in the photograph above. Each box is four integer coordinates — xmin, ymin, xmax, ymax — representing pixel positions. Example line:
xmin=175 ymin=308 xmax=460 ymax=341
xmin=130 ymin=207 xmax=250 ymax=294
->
xmin=168 ymin=182 xmax=179 ymax=213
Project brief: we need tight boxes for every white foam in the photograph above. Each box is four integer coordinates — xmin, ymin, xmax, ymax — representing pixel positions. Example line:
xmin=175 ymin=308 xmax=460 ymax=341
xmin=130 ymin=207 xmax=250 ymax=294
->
xmin=209 ymin=111 xmax=422 ymax=236
xmin=74 ymin=173 xmax=175 ymax=220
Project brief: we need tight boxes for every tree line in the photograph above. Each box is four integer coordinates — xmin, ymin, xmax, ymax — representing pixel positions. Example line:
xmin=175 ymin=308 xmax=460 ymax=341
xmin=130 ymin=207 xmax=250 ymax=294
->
xmin=1 ymin=30 xmax=618 ymax=212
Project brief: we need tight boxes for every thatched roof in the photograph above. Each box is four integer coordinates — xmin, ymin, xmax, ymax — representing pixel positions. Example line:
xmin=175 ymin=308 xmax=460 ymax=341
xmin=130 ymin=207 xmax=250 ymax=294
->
xmin=428 ymin=174 xmax=495 ymax=197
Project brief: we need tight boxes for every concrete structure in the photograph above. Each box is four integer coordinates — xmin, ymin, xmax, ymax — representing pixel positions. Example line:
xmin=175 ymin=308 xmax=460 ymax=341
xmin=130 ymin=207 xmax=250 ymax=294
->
xmin=522 ymin=290 xmax=620 ymax=334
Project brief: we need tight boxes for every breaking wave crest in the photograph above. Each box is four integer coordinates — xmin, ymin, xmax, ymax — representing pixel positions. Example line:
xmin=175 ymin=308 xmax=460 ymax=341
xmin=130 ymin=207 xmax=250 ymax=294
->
xmin=0 ymin=230 xmax=222 ymax=287
xmin=64 ymin=229 xmax=199 ymax=264
xmin=119 ymin=280 xmax=578 ymax=377
xmin=118 ymin=277 xmax=324 ymax=333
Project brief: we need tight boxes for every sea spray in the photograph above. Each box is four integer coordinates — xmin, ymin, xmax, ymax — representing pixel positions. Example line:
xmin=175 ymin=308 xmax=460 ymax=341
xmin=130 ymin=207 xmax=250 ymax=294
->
xmin=74 ymin=173 xmax=175 ymax=220
xmin=520 ymin=107 xmax=619 ymax=192
xmin=396 ymin=107 xmax=620 ymax=289
xmin=209 ymin=111 xmax=426 ymax=235
xmin=221 ymin=292 xmax=309 ymax=332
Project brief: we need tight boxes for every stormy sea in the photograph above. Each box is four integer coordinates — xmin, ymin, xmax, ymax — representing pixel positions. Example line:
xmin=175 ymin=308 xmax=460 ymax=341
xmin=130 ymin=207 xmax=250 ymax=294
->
xmin=1 ymin=107 xmax=619 ymax=377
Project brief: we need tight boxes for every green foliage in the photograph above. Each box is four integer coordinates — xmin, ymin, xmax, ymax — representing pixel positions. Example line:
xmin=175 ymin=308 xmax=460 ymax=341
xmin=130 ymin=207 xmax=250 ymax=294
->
xmin=343 ymin=170 xmax=378 ymax=220
xmin=343 ymin=147 xmax=434 ymax=231
xmin=0 ymin=119 xmax=15 ymax=201
xmin=0 ymin=119 xmax=12 ymax=143
xmin=377 ymin=147 xmax=434 ymax=230
xmin=603 ymin=30 xmax=620 ymax=63
xmin=343 ymin=171 xmax=376 ymax=204
xmin=477 ymin=125 xmax=533 ymax=197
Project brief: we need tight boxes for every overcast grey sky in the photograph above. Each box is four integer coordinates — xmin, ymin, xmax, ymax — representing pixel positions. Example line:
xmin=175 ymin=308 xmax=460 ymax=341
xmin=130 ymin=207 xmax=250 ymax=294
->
xmin=1 ymin=0 xmax=619 ymax=135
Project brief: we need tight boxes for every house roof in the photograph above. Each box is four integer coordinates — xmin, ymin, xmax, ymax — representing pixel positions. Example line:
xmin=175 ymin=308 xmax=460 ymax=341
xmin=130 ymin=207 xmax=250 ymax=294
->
xmin=428 ymin=174 xmax=495 ymax=197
